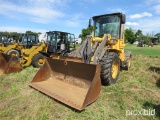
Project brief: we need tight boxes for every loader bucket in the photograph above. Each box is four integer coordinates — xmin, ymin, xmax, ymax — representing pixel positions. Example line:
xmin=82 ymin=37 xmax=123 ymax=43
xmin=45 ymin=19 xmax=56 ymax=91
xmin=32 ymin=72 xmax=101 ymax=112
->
xmin=0 ymin=53 xmax=21 ymax=75
xmin=30 ymin=58 xmax=101 ymax=110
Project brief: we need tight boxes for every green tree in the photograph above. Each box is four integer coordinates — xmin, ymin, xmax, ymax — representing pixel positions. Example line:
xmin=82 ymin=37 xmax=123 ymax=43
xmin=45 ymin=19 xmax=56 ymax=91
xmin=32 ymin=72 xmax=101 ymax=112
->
xmin=25 ymin=30 xmax=38 ymax=34
xmin=0 ymin=31 xmax=21 ymax=41
xmin=155 ymin=32 xmax=160 ymax=37
xmin=155 ymin=32 xmax=160 ymax=41
xmin=125 ymin=28 xmax=136 ymax=43
xmin=135 ymin=29 xmax=143 ymax=40
xmin=0 ymin=31 xmax=9 ymax=36
xmin=141 ymin=34 xmax=150 ymax=44
xmin=79 ymin=26 xmax=93 ymax=41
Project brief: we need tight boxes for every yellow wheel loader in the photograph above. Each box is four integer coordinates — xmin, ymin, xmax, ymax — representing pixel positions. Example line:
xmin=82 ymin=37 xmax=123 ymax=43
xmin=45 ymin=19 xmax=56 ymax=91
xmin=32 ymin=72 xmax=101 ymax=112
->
xmin=20 ymin=42 xmax=48 ymax=67
xmin=0 ymin=34 xmax=22 ymax=58
xmin=0 ymin=33 xmax=43 ymax=75
xmin=18 ymin=33 xmax=48 ymax=68
xmin=0 ymin=44 xmax=47 ymax=75
xmin=31 ymin=31 xmax=76 ymax=68
xmin=0 ymin=33 xmax=39 ymax=58
xmin=30 ymin=13 xmax=132 ymax=110
xmin=0 ymin=43 xmax=22 ymax=58
xmin=0 ymin=34 xmax=22 ymax=75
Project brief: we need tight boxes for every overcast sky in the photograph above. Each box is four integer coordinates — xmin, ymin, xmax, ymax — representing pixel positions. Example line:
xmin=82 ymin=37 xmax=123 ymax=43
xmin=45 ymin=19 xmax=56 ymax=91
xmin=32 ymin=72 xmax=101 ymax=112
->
xmin=0 ymin=0 xmax=160 ymax=37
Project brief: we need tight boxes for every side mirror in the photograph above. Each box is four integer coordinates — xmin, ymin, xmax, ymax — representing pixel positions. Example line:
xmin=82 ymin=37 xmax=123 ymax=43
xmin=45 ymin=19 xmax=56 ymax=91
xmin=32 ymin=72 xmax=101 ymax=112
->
xmin=88 ymin=18 xmax=92 ymax=27
xmin=122 ymin=14 xmax=126 ymax=24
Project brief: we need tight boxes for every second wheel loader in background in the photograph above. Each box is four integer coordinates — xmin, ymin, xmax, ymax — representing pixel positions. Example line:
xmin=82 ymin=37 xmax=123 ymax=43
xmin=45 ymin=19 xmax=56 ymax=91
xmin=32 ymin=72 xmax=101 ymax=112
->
xmin=0 ymin=33 xmax=39 ymax=58
xmin=30 ymin=12 xmax=132 ymax=110
xmin=32 ymin=31 xmax=76 ymax=68
xmin=0 ymin=31 xmax=76 ymax=75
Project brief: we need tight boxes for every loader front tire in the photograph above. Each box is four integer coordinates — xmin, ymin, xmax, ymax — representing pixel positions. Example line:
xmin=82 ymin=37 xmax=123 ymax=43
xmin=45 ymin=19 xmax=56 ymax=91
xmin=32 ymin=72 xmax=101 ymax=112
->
xmin=7 ymin=49 xmax=20 ymax=58
xmin=100 ymin=52 xmax=120 ymax=85
xmin=32 ymin=53 xmax=46 ymax=68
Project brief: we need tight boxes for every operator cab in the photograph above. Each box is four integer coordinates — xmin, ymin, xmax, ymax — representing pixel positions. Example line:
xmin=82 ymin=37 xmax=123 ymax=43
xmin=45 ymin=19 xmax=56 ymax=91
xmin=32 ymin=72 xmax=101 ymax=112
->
xmin=0 ymin=35 xmax=9 ymax=46
xmin=46 ymin=31 xmax=75 ymax=54
xmin=90 ymin=13 xmax=126 ymax=39
xmin=20 ymin=34 xmax=39 ymax=48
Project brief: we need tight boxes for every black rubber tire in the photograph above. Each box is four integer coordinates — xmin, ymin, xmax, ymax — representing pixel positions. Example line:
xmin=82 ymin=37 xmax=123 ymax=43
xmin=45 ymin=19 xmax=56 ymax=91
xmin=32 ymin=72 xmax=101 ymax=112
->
xmin=124 ymin=51 xmax=131 ymax=70
xmin=32 ymin=53 xmax=46 ymax=68
xmin=60 ymin=51 xmax=69 ymax=57
xmin=7 ymin=49 xmax=20 ymax=58
xmin=100 ymin=52 xmax=120 ymax=85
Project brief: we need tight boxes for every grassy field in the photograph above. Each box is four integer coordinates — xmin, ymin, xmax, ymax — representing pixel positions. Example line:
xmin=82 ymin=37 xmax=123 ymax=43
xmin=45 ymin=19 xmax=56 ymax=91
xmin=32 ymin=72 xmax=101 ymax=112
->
xmin=0 ymin=44 xmax=160 ymax=120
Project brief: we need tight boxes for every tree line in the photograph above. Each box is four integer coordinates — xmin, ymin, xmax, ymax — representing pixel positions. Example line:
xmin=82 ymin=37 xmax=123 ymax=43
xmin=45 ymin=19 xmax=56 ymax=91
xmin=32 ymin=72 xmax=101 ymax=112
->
xmin=1 ymin=28 xmax=160 ymax=44
xmin=125 ymin=28 xmax=159 ymax=44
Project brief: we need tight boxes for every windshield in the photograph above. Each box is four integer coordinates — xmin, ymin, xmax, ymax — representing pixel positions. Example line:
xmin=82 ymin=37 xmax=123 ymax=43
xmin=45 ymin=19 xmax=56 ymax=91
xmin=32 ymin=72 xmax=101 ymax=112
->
xmin=22 ymin=36 xmax=28 ymax=45
xmin=2 ymin=36 xmax=7 ymax=41
xmin=0 ymin=36 xmax=8 ymax=42
xmin=21 ymin=34 xmax=37 ymax=45
xmin=28 ymin=35 xmax=37 ymax=43
xmin=47 ymin=32 xmax=74 ymax=46
xmin=47 ymin=33 xmax=55 ymax=43
xmin=94 ymin=15 xmax=120 ymax=38
xmin=68 ymin=34 xmax=75 ymax=43
xmin=57 ymin=33 xmax=68 ymax=44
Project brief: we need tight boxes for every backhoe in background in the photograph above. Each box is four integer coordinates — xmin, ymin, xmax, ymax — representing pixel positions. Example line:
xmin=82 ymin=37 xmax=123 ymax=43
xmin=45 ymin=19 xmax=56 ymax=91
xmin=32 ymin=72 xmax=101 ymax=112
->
xmin=30 ymin=13 xmax=131 ymax=110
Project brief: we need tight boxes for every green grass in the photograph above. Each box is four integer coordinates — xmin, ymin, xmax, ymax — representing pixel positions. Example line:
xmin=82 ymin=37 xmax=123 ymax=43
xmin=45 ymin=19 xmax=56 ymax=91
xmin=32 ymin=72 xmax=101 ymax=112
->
xmin=125 ymin=44 xmax=160 ymax=57
xmin=0 ymin=44 xmax=160 ymax=120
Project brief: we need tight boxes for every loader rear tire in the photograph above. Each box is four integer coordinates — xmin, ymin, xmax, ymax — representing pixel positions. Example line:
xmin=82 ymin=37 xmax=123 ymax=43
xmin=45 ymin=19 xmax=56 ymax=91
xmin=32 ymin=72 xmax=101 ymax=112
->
xmin=7 ymin=49 xmax=20 ymax=58
xmin=32 ymin=53 xmax=46 ymax=68
xmin=100 ymin=52 xmax=120 ymax=85
xmin=124 ymin=51 xmax=131 ymax=70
